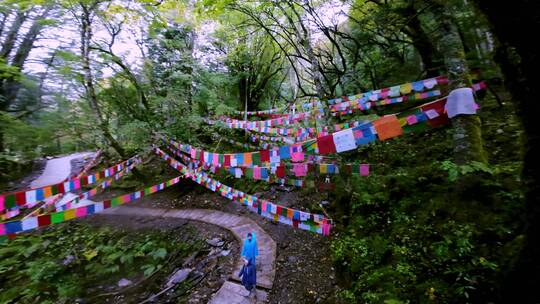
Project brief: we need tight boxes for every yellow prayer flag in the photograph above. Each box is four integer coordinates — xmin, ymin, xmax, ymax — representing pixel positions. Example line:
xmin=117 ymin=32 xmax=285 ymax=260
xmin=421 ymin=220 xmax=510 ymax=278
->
xmin=64 ymin=208 xmax=76 ymax=220
xmin=400 ymin=83 xmax=413 ymax=94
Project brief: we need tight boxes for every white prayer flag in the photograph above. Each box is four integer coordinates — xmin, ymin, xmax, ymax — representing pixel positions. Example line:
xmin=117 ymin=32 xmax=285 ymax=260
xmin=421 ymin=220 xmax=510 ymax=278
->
xmin=446 ymin=87 xmax=477 ymax=118
xmin=333 ymin=129 xmax=357 ymax=152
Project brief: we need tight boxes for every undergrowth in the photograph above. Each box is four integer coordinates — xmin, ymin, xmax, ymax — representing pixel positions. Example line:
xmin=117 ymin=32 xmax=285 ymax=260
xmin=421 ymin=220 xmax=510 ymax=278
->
xmin=0 ymin=222 xmax=202 ymax=304
xmin=329 ymin=93 xmax=525 ymax=303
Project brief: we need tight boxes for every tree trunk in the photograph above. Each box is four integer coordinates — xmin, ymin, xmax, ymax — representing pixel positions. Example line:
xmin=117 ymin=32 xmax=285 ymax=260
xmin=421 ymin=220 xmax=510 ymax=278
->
xmin=0 ymin=11 xmax=9 ymax=39
xmin=404 ymin=8 xmax=440 ymax=77
xmin=12 ymin=8 xmax=51 ymax=69
xmin=239 ymin=74 xmax=250 ymax=111
xmin=473 ymin=1 xmax=540 ymax=302
xmin=431 ymin=2 xmax=487 ymax=165
xmin=378 ymin=1 xmax=442 ymax=77
xmin=0 ymin=11 xmax=27 ymax=60
xmin=1 ymin=8 xmax=52 ymax=103
xmin=279 ymin=2 xmax=326 ymax=99
xmin=79 ymin=4 xmax=125 ymax=158
xmin=0 ymin=11 xmax=27 ymax=113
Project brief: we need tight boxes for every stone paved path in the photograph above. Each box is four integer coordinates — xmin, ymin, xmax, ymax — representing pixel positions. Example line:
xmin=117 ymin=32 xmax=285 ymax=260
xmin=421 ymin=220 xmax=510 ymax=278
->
xmin=30 ymin=152 xmax=94 ymax=188
xmin=103 ymin=206 xmax=276 ymax=303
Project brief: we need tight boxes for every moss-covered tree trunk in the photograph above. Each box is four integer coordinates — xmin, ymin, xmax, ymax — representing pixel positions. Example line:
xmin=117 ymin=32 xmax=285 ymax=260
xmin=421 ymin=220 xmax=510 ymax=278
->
xmin=473 ymin=1 xmax=540 ymax=302
xmin=431 ymin=1 xmax=487 ymax=165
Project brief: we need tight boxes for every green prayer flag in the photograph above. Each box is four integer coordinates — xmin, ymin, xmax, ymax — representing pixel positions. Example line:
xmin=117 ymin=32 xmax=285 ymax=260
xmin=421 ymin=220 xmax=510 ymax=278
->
xmin=5 ymin=195 xmax=16 ymax=209
xmin=252 ymin=152 xmax=261 ymax=165
xmin=403 ymin=121 xmax=429 ymax=134
xmin=111 ymin=197 xmax=120 ymax=206
xmin=51 ymin=185 xmax=58 ymax=195
xmin=246 ymin=168 xmax=254 ymax=179
xmin=51 ymin=212 xmax=64 ymax=224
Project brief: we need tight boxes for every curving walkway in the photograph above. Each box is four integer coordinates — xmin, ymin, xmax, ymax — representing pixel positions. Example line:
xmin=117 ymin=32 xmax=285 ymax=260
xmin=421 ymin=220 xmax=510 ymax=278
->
xmin=30 ymin=152 xmax=95 ymax=188
xmin=102 ymin=206 xmax=276 ymax=303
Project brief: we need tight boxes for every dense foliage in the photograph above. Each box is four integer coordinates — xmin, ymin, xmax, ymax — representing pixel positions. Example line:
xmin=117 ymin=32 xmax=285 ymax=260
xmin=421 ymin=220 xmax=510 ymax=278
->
xmin=330 ymin=96 xmax=524 ymax=302
xmin=0 ymin=222 xmax=202 ymax=303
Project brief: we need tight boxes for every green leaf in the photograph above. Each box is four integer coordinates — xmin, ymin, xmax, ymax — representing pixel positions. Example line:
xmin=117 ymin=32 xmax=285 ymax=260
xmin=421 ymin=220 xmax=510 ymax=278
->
xmin=141 ymin=264 xmax=156 ymax=277
xmin=83 ymin=249 xmax=98 ymax=261
xmin=151 ymin=248 xmax=167 ymax=259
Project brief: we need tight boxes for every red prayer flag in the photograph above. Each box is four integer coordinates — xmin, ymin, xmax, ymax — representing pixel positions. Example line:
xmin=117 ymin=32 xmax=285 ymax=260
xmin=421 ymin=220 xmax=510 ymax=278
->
xmin=276 ymin=166 xmax=285 ymax=178
xmin=38 ymin=214 xmax=51 ymax=226
xmin=317 ymin=135 xmax=337 ymax=154
xmin=57 ymin=182 xmax=65 ymax=193
xmin=260 ymin=150 xmax=270 ymax=163
xmin=15 ymin=192 xmax=26 ymax=206
xmin=421 ymin=98 xmax=449 ymax=128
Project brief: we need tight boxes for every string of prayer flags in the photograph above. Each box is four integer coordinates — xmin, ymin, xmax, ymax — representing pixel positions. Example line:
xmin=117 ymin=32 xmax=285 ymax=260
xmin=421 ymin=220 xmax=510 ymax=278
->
xmin=327 ymin=76 xmax=447 ymax=110
xmin=217 ymin=109 xmax=323 ymax=129
xmin=227 ymin=78 xmax=484 ymax=121
xmin=163 ymin=143 xmax=310 ymax=187
xmin=165 ymin=138 xmax=370 ymax=180
xmin=250 ymin=134 xmax=295 ymax=144
xmin=55 ymin=161 xmax=140 ymax=212
xmin=0 ymin=156 xmax=141 ymax=213
xmin=154 ymin=147 xmax=331 ymax=235
xmin=209 ymin=115 xmax=370 ymax=143
xmin=166 ymin=96 xmax=455 ymax=174
xmin=0 ymin=176 xmax=184 ymax=237
xmin=298 ymin=76 xmax=448 ymax=110
xmin=330 ymin=89 xmax=442 ymax=117
xmin=330 ymin=80 xmax=486 ymax=118
xmin=2 ymin=159 xmax=142 ymax=221
xmin=231 ymin=108 xmax=284 ymax=116
xmin=207 ymin=118 xmax=329 ymax=138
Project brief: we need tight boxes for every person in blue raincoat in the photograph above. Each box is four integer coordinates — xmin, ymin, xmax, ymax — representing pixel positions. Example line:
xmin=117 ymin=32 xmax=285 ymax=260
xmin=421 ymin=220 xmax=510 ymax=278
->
xmin=238 ymin=257 xmax=257 ymax=296
xmin=241 ymin=232 xmax=258 ymax=264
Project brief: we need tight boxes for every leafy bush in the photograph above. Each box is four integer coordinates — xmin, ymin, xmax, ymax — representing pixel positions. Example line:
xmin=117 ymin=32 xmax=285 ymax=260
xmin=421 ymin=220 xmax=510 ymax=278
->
xmin=0 ymin=223 xmax=202 ymax=303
